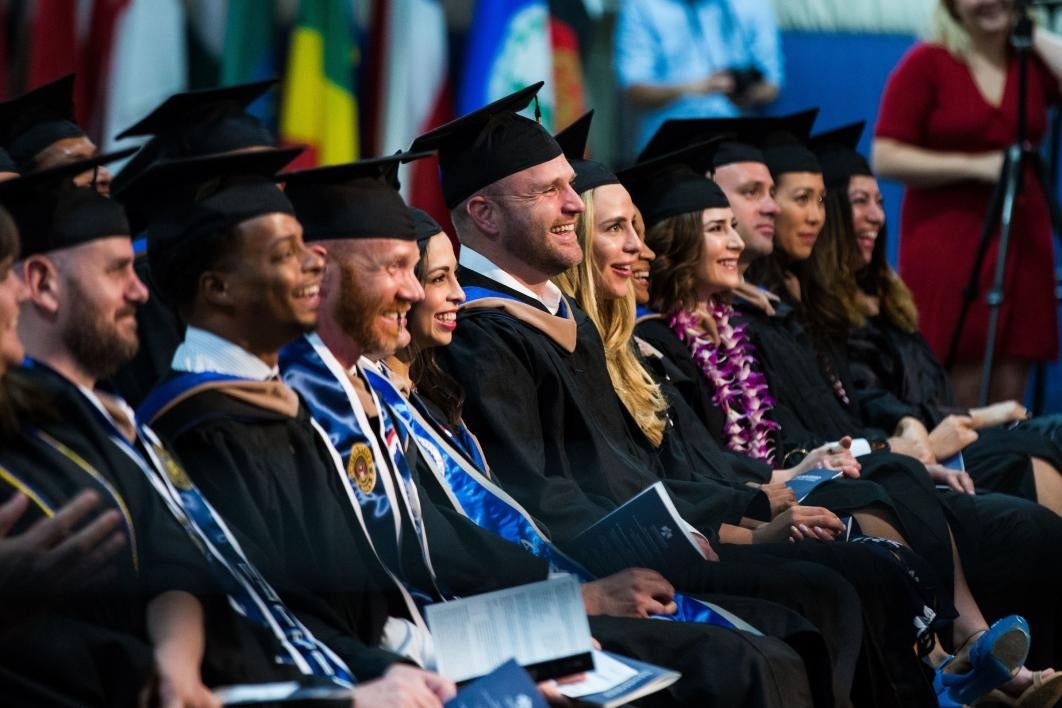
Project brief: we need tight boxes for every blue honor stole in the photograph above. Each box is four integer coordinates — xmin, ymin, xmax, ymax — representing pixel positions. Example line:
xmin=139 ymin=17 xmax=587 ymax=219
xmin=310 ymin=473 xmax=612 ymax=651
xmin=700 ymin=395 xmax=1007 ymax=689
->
xmin=359 ymin=363 xmax=761 ymax=634
xmin=279 ymin=334 xmax=449 ymax=606
xmin=24 ymin=368 xmax=354 ymax=686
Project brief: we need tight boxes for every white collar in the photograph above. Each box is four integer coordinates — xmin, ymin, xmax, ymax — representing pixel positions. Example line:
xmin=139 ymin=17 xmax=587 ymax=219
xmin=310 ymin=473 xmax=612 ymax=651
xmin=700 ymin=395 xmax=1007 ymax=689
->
xmin=171 ymin=326 xmax=279 ymax=381
xmin=459 ymin=246 xmax=563 ymax=315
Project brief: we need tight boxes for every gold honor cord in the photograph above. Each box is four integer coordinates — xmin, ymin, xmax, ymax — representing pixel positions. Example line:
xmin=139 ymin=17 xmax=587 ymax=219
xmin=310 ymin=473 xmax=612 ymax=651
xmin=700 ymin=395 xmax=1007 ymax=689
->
xmin=33 ymin=431 xmax=140 ymax=573
xmin=0 ymin=464 xmax=55 ymax=517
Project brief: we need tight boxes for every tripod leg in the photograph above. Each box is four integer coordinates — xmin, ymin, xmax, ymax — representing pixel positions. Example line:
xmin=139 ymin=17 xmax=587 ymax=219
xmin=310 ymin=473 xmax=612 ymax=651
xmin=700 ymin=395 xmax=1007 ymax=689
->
xmin=979 ymin=144 xmax=1026 ymax=406
xmin=946 ymin=151 xmax=1010 ymax=369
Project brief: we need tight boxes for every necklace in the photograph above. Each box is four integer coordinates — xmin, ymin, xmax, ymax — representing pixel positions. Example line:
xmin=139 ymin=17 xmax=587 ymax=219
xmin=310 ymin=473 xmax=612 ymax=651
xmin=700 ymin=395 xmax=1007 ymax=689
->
xmin=670 ymin=301 xmax=780 ymax=464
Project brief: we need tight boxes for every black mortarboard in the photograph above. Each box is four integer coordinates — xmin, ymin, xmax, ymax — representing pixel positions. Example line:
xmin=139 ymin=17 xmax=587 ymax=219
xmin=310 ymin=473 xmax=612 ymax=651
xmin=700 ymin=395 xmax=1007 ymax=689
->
xmin=410 ymin=207 xmax=444 ymax=245
xmin=111 ymin=80 xmax=278 ymax=196
xmin=0 ymin=75 xmax=87 ymax=168
xmin=550 ymin=110 xmax=619 ymax=195
xmin=618 ymin=139 xmax=730 ymax=228
xmin=279 ymin=151 xmax=429 ymax=242
xmin=115 ymin=79 xmax=276 ymax=148
xmin=0 ymin=149 xmax=137 ymax=257
xmin=762 ymin=130 xmax=821 ymax=177
xmin=554 ymin=110 xmax=593 ymax=161
xmin=638 ymin=109 xmax=819 ymax=171
xmin=807 ymin=121 xmax=871 ymax=189
xmin=409 ymin=82 xmax=563 ymax=209
xmin=128 ymin=147 xmax=301 ymax=254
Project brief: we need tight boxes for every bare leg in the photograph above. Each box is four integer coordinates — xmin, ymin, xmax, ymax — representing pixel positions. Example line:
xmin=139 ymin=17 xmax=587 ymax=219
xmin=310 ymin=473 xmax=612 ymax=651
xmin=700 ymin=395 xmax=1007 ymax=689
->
xmin=950 ymin=359 xmax=1029 ymax=410
xmin=852 ymin=510 xmax=909 ymax=545
xmin=988 ymin=359 xmax=1030 ymax=408
xmin=1032 ymin=457 xmax=1062 ymax=517
xmin=951 ymin=362 xmax=984 ymax=411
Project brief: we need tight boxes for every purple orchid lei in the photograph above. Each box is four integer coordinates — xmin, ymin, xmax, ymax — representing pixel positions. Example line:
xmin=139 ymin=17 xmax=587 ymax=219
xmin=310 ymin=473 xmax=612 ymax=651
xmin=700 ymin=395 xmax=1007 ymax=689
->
xmin=670 ymin=301 xmax=780 ymax=464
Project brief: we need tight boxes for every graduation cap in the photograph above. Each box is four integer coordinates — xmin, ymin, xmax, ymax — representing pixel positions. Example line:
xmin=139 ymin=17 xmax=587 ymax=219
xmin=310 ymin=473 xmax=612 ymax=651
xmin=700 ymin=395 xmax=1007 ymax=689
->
xmin=762 ymin=130 xmax=821 ymax=177
xmin=410 ymin=207 xmax=444 ymax=245
xmin=0 ymin=148 xmax=138 ymax=257
xmin=551 ymin=110 xmax=619 ymax=195
xmin=637 ymin=109 xmax=819 ymax=171
xmin=554 ymin=110 xmax=594 ymax=161
xmin=111 ymin=80 xmax=278 ymax=196
xmin=120 ymin=147 xmax=301 ymax=307
xmin=127 ymin=146 xmax=302 ymax=251
xmin=114 ymin=79 xmax=275 ymax=155
xmin=807 ymin=121 xmax=871 ymax=189
xmin=0 ymin=75 xmax=87 ymax=168
xmin=409 ymin=82 xmax=563 ymax=209
xmin=279 ymin=151 xmax=430 ymax=242
xmin=618 ymin=138 xmax=730 ymax=228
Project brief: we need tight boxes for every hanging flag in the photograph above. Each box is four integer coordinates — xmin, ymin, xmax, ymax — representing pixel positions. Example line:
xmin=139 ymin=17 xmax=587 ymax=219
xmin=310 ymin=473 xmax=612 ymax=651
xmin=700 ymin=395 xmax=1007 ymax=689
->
xmin=184 ymin=0 xmax=228 ymax=89
xmin=79 ymin=0 xmax=132 ymax=143
xmin=220 ymin=0 xmax=278 ymax=126
xmin=97 ymin=0 xmax=187 ymax=155
xmin=369 ymin=0 xmax=453 ymax=230
xmin=279 ymin=0 xmax=359 ymax=168
xmin=548 ymin=0 xmax=590 ymax=135
xmin=27 ymin=0 xmax=78 ymax=94
xmin=458 ymin=0 xmax=554 ymax=130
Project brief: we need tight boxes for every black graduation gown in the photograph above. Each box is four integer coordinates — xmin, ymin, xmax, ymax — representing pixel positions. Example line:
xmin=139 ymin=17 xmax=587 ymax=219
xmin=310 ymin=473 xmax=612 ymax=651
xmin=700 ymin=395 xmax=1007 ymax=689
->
xmin=375 ymin=402 xmax=826 ymax=708
xmin=740 ymin=298 xmax=1062 ymax=667
xmin=0 ymin=430 xmax=157 ymax=708
xmin=848 ymin=315 xmax=1062 ymax=502
xmin=1 ymin=365 xmax=332 ymax=694
xmin=149 ymin=380 xmax=408 ymax=681
xmin=628 ymin=316 xmax=938 ymax=560
xmin=439 ymin=270 xmax=944 ymax=707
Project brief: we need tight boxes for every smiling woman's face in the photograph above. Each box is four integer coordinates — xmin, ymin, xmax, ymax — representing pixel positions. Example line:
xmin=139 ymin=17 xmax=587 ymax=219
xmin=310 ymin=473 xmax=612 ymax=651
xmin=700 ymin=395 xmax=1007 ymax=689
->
xmin=773 ymin=171 xmax=826 ymax=263
xmin=693 ymin=207 xmax=744 ymax=297
xmin=847 ymin=175 xmax=885 ymax=266
xmin=408 ymin=232 xmax=465 ymax=349
xmin=589 ymin=184 xmax=642 ymax=301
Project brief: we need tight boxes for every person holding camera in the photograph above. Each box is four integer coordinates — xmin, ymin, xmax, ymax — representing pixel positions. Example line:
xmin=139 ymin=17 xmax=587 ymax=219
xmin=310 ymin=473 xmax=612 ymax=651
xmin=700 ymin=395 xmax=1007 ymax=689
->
xmin=873 ymin=0 xmax=1062 ymax=408
xmin=614 ymin=0 xmax=784 ymax=151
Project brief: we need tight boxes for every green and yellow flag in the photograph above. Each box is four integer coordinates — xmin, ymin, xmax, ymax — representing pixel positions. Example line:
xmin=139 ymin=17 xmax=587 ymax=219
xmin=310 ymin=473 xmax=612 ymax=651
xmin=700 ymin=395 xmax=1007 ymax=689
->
xmin=280 ymin=0 xmax=359 ymax=167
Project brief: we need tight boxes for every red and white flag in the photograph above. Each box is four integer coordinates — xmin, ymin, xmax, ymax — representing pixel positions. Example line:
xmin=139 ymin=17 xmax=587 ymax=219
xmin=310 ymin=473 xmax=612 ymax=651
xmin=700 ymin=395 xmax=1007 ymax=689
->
xmin=371 ymin=0 xmax=453 ymax=233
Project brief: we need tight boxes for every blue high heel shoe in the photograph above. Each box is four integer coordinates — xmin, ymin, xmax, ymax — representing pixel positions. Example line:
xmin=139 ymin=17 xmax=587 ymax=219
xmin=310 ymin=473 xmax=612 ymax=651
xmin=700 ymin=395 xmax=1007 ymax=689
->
xmin=934 ymin=615 xmax=1031 ymax=707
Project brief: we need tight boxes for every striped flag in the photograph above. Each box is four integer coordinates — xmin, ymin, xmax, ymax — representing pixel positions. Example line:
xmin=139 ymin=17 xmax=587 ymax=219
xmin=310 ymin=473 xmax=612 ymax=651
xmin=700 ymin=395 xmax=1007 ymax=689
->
xmin=548 ymin=0 xmax=590 ymax=136
xmin=369 ymin=0 xmax=453 ymax=230
xmin=279 ymin=0 xmax=359 ymax=168
xmin=97 ymin=0 xmax=187 ymax=156
xmin=221 ymin=0 xmax=278 ymax=125
xmin=458 ymin=0 xmax=555 ymax=130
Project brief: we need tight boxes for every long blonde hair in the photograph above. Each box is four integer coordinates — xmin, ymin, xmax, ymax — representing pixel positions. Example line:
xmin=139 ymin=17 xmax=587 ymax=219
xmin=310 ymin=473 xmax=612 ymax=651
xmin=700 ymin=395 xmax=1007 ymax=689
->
xmin=555 ymin=188 xmax=669 ymax=447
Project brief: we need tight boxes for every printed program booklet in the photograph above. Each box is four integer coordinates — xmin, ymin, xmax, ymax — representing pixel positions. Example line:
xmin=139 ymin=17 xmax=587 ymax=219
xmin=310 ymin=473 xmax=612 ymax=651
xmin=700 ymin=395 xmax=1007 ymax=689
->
xmin=564 ymin=481 xmax=707 ymax=579
xmin=426 ymin=575 xmax=594 ymax=683
xmin=445 ymin=659 xmax=548 ymax=708
xmin=556 ymin=650 xmax=681 ymax=707
xmin=786 ymin=467 xmax=844 ymax=502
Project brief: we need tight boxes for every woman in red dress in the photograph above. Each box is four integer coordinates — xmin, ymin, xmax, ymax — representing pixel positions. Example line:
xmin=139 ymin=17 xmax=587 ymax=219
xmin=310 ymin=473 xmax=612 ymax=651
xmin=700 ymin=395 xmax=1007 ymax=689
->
xmin=873 ymin=0 xmax=1062 ymax=407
